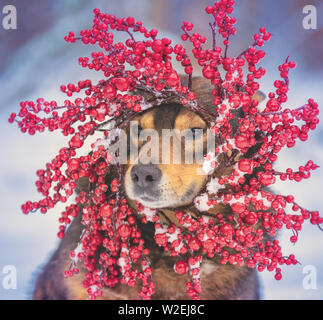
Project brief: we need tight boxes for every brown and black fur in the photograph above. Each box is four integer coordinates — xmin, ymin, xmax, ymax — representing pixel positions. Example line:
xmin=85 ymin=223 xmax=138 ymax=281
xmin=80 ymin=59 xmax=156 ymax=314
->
xmin=33 ymin=77 xmax=265 ymax=300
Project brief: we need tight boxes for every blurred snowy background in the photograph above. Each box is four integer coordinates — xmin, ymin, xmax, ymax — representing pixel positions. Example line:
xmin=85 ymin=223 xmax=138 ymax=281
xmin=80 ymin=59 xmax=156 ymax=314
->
xmin=0 ymin=0 xmax=322 ymax=300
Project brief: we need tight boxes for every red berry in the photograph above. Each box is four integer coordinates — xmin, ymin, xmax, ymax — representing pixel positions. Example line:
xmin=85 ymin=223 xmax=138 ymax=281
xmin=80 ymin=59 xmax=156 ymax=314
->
xmin=174 ymin=261 xmax=189 ymax=275
xmin=188 ymin=238 xmax=201 ymax=251
xmin=115 ymin=77 xmax=129 ymax=92
xmin=166 ymin=71 xmax=180 ymax=87
xmin=67 ymin=158 xmax=80 ymax=172
xmin=103 ymin=85 xmax=116 ymax=100
xmin=100 ymin=204 xmax=113 ymax=218
xmin=117 ymin=224 xmax=131 ymax=238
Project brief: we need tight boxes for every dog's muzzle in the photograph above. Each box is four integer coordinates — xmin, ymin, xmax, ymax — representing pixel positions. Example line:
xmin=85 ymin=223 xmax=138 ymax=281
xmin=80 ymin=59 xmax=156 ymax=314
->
xmin=130 ymin=164 xmax=162 ymax=200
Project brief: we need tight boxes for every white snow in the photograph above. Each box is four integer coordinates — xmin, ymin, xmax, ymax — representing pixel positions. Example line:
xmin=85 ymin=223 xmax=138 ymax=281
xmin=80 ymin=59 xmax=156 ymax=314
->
xmin=194 ymin=193 xmax=212 ymax=212
xmin=71 ymin=242 xmax=84 ymax=263
xmin=202 ymin=152 xmax=218 ymax=175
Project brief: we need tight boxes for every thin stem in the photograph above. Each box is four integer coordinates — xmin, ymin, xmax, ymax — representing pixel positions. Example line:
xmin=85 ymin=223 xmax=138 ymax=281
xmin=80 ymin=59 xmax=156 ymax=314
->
xmin=188 ymin=74 xmax=192 ymax=91
xmin=209 ymin=22 xmax=216 ymax=51
xmin=260 ymin=104 xmax=307 ymax=117
xmin=126 ymin=30 xmax=135 ymax=41
xmin=283 ymin=56 xmax=290 ymax=87
xmin=224 ymin=36 xmax=230 ymax=58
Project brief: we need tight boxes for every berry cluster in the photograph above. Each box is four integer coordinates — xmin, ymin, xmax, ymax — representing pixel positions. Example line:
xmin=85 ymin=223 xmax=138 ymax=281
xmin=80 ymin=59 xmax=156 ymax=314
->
xmin=10 ymin=0 xmax=321 ymax=300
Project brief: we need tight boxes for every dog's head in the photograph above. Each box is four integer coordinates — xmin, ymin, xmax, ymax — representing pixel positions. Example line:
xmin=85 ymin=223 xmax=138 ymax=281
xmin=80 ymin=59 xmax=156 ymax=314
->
xmin=123 ymin=77 xmax=265 ymax=210
xmin=124 ymin=102 xmax=209 ymax=208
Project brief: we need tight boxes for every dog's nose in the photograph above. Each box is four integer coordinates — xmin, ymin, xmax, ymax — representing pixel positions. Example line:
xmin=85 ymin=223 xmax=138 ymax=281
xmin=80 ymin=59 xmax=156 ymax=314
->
xmin=130 ymin=164 xmax=162 ymax=189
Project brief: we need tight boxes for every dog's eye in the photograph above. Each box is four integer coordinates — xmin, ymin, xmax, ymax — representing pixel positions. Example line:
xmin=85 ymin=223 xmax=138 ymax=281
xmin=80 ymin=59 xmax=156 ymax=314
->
xmin=190 ymin=127 xmax=205 ymax=139
xmin=130 ymin=123 xmax=143 ymax=136
xmin=137 ymin=125 xmax=143 ymax=136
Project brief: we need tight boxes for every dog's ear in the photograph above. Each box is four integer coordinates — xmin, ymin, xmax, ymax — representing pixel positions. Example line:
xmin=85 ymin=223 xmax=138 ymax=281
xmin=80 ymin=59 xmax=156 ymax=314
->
xmin=180 ymin=75 xmax=215 ymax=112
xmin=76 ymin=177 xmax=90 ymax=193
xmin=251 ymin=91 xmax=266 ymax=104
xmin=180 ymin=75 xmax=266 ymax=109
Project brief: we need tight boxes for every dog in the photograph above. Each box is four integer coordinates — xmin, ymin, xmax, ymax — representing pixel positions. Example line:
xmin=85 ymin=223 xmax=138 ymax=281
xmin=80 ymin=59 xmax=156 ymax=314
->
xmin=33 ymin=77 xmax=265 ymax=300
